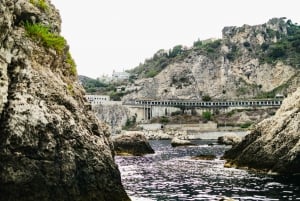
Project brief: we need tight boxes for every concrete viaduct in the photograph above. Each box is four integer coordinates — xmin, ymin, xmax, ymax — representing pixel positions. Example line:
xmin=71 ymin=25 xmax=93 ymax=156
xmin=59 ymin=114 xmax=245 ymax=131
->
xmin=123 ymin=99 xmax=283 ymax=122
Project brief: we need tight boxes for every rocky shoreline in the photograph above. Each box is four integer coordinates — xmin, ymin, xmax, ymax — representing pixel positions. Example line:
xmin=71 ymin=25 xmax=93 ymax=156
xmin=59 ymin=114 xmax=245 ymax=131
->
xmin=223 ymin=88 xmax=300 ymax=175
xmin=138 ymin=129 xmax=247 ymax=141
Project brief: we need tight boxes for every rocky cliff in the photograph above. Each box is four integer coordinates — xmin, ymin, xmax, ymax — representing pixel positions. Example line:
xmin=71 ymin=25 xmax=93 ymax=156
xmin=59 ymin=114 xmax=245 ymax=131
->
xmin=125 ymin=18 xmax=299 ymax=100
xmin=0 ymin=0 xmax=129 ymax=200
xmin=93 ymin=103 xmax=131 ymax=134
xmin=223 ymin=87 xmax=300 ymax=174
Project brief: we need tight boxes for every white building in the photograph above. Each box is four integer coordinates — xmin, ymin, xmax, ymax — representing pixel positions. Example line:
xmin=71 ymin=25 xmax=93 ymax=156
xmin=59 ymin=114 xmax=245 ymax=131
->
xmin=85 ymin=95 xmax=110 ymax=105
xmin=112 ymin=70 xmax=130 ymax=81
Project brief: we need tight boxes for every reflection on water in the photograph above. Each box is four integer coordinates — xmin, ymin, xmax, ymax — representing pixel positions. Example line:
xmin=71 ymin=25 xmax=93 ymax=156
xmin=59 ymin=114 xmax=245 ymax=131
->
xmin=116 ymin=139 xmax=300 ymax=201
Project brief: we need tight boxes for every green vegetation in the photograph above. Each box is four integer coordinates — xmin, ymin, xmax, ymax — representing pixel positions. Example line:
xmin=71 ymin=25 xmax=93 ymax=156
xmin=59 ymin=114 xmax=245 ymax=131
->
xmin=256 ymin=82 xmax=288 ymax=99
xmin=66 ymin=52 xmax=77 ymax=76
xmin=237 ymin=87 xmax=249 ymax=96
xmin=145 ymin=69 xmax=159 ymax=78
xmin=128 ymin=38 xmax=223 ymax=79
xmin=202 ymin=95 xmax=211 ymax=102
xmin=226 ymin=44 xmax=240 ymax=61
xmin=123 ymin=115 xmax=137 ymax=130
xmin=193 ymin=39 xmax=202 ymax=48
xmin=127 ymin=18 xmax=300 ymax=83
xmin=127 ymin=49 xmax=169 ymax=78
xmin=159 ymin=116 xmax=170 ymax=124
xmin=30 ymin=0 xmax=48 ymax=11
xmin=226 ymin=110 xmax=236 ymax=117
xmin=24 ymin=22 xmax=66 ymax=53
xmin=168 ymin=45 xmax=183 ymax=58
xmin=243 ymin=41 xmax=251 ymax=47
xmin=260 ymin=20 xmax=300 ymax=68
xmin=79 ymin=76 xmax=108 ymax=93
xmin=204 ymin=40 xmax=222 ymax=50
xmin=171 ymin=110 xmax=182 ymax=116
xmin=67 ymin=84 xmax=75 ymax=95
xmin=240 ymin=122 xmax=252 ymax=129
xmin=255 ymin=71 xmax=300 ymax=99
xmin=202 ymin=111 xmax=212 ymax=121
xmin=109 ymin=91 xmax=127 ymax=101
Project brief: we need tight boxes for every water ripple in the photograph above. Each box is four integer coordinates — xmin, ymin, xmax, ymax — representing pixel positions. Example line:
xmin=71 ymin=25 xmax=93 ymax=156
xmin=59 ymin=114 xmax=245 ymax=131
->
xmin=116 ymin=139 xmax=300 ymax=201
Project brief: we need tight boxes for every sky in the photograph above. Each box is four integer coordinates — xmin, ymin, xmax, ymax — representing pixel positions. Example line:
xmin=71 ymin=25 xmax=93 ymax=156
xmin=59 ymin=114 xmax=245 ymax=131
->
xmin=51 ymin=0 xmax=300 ymax=79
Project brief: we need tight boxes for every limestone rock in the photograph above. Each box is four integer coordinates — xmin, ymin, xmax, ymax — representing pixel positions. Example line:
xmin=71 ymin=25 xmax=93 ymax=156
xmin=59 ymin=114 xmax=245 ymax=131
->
xmin=144 ymin=130 xmax=172 ymax=140
xmin=223 ymin=88 xmax=300 ymax=174
xmin=0 ymin=1 xmax=129 ymax=200
xmin=93 ymin=103 xmax=131 ymax=134
xmin=171 ymin=137 xmax=195 ymax=147
xmin=112 ymin=131 xmax=155 ymax=156
xmin=217 ymin=133 xmax=242 ymax=145
xmin=124 ymin=18 xmax=298 ymax=101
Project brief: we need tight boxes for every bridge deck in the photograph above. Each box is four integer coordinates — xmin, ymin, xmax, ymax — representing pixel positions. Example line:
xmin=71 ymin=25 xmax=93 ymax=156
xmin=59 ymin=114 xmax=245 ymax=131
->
xmin=124 ymin=99 xmax=283 ymax=108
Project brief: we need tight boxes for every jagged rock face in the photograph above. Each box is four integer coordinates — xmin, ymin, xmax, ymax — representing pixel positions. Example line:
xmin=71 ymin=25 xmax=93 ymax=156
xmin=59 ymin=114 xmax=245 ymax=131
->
xmin=223 ymin=88 xmax=300 ymax=174
xmin=0 ymin=0 xmax=129 ymax=200
xmin=125 ymin=18 xmax=299 ymax=100
xmin=93 ymin=104 xmax=131 ymax=134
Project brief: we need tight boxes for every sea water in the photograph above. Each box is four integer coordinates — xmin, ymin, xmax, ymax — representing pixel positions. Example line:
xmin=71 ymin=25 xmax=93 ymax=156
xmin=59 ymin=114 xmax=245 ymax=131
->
xmin=116 ymin=137 xmax=300 ymax=201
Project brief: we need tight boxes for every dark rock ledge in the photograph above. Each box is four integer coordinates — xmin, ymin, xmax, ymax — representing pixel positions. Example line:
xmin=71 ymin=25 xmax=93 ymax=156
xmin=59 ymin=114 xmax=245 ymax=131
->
xmin=223 ymin=88 xmax=300 ymax=175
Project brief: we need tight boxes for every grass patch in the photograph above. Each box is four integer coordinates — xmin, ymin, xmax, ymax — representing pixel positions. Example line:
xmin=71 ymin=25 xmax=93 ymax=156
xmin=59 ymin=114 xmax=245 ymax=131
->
xmin=67 ymin=84 xmax=75 ymax=95
xmin=240 ymin=122 xmax=252 ymax=129
xmin=30 ymin=0 xmax=48 ymax=11
xmin=24 ymin=22 xmax=66 ymax=53
xmin=66 ymin=52 xmax=77 ymax=76
xmin=202 ymin=111 xmax=212 ymax=121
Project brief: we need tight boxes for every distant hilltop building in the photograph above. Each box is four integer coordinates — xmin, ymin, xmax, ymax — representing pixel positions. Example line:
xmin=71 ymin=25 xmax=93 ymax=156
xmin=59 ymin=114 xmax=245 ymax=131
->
xmin=112 ymin=70 xmax=130 ymax=81
xmin=85 ymin=95 xmax=110 ymax=105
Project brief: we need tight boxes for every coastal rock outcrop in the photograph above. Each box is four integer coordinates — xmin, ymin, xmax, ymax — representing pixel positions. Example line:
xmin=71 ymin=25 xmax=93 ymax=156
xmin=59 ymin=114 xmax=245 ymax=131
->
xmin=112 ymin=131 xmax=155 ymax=156
xmin=0 ymin=0 xmax=129 ymax=200
xmin=223 ymin=88 xmax=300 ymax=174
xmin=217 ymin=133 xmax=242 ymax=145
xmin=171 ymin=137 xmax=195 ymax=147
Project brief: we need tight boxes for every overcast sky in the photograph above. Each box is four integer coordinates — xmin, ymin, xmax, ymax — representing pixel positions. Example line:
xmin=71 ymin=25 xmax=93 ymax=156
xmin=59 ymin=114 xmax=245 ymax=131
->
xmin=51 ymin=0 xmax=300 ymax=78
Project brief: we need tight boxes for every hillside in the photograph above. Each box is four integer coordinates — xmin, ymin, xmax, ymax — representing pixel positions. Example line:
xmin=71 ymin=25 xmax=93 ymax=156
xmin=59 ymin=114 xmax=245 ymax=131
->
xmin=124 ymin=18 xmax=300 ymax=100
xmin=78 ymin=75 xmax=108 ymax=93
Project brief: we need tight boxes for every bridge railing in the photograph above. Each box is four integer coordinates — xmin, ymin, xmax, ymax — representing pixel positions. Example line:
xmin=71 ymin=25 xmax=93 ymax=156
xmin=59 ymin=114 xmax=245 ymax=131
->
xmin=123 ymin=99 xmax=283 ymax=108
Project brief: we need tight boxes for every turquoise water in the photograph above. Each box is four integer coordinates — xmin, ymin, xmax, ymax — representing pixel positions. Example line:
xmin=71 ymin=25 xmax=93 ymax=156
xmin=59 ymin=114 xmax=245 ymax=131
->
xmin=116 ymin=139 xmax=300 ymax=201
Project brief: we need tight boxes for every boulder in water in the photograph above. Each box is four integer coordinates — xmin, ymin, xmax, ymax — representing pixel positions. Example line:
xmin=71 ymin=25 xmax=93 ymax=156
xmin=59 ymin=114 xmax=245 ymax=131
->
xmin=218 ymin=133 xmax=242 ymax=145
xmin=112 ymin=131 xmax=155 ymax=156
xmin=171 ymin=137 xmax=195 ymax=147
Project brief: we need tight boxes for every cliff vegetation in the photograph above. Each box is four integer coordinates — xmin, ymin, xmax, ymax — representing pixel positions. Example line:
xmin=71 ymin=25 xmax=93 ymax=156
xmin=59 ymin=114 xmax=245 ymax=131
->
xmin=123 ymin=18 xmax=299 ymax=101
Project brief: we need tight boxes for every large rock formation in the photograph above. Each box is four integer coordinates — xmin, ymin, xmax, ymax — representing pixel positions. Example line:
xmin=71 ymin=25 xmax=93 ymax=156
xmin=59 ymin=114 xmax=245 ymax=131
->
xmin=125 ymin=18 xmax=299 ymax=100
xmin=93 ymin=103 xmax=131 ymax=134
xmin=112 ymin=131 xmax=155 ymax=156
xmin=223 ymin=88 xmax=300 ymax=174
xmin=0 ymin=0 xmax=129 ymax=200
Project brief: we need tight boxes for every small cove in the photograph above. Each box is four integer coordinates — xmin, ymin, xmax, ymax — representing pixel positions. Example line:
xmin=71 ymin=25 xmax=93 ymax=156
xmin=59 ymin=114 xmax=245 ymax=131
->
xmin=116 ymin=135 xmax=300 ymax=200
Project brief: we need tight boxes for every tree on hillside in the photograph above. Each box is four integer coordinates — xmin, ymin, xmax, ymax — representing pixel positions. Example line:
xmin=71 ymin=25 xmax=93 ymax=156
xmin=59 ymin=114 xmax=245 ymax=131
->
xmin=168 ymin=45 xmax=183 ymax=58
